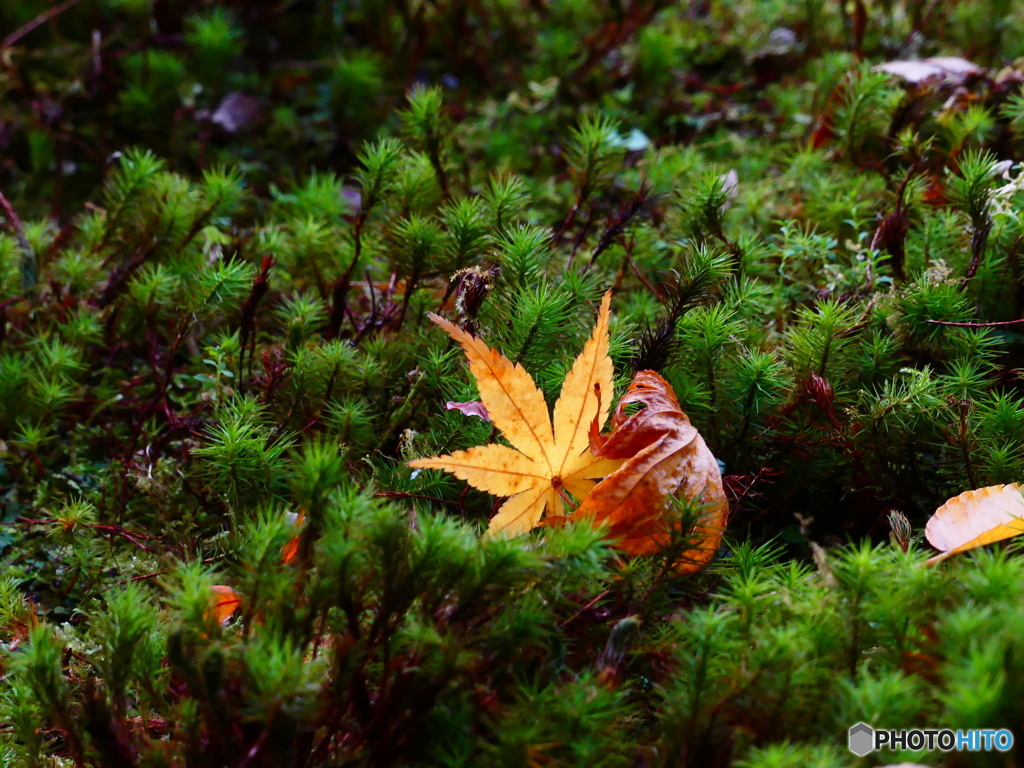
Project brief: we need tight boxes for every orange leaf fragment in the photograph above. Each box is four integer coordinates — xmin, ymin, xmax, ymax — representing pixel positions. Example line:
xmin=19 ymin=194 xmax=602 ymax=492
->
xmin=924 ymin=483 xmax=1024 ymax=565
xmin=209 ymin=585 xmax=241 ymax=625
xmin=409 ymin=291 xmax=624 ymax=537
xmin=281 ymin=511 xmax=306 ymax=564
xmin=570 ymin=371 xmax=728 ymax=574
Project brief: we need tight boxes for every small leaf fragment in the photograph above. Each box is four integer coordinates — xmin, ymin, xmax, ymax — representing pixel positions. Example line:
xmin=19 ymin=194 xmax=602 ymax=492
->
xmin=282 ymin=511 xmax=305 ymax=564
xmin=445 ymin=400 xmax=491 ymax=421
xmin=209 ymin=585 xmax=241 ymax=625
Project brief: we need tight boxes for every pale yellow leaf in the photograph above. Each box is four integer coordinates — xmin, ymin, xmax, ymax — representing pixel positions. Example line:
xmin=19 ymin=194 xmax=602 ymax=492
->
xmin=925 ymin=483 xmax=1024 ymax=565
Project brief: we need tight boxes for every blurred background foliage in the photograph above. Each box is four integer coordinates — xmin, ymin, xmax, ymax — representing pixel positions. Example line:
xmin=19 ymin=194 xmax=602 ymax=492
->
xmin=2 ymin=0 xmax=1023 ymax=219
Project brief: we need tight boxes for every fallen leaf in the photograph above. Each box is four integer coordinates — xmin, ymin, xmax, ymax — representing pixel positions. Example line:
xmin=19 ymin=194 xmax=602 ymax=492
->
xmin=209 ymin=585 xmax=241 ymax=625
xmin=569 ymin=370 xmax=728 ymax=574
xmin=409 ymin=291 xmax=623 ymax=537
xmin=924 ymin=56 xmax=983 ymax=77
xmin=341 ymin=186 xmax=362 ymax=213
xmin=209 ymin=92 xmax=264 ymax=134
xmin=925 ymin=484 xmax=1024 ymax=565
xmin=757 ymin=27 xmax=798 ymax=57
xmin=875 ymin=56 xmax=982 ymax=84
xmin=719 ymin=169 xmax=739 ymax=208
xmin=613 ymin=128 xmax=650 ymax=152
xmin=445 ymin=400 xmax=491 ymax=421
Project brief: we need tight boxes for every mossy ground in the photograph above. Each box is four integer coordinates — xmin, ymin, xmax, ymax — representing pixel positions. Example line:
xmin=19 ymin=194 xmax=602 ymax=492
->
xmin=2 ymin=1 xmax=1024 ymax=766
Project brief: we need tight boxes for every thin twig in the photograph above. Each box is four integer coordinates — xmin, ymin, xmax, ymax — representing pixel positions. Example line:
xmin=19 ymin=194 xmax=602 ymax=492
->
xmin=116 ymin=556 xmax=220 ymax=586
xmin=925 ymin=318 xmax=1024 ymax=328
xmin=629 ymin=258 xmax=662 ymax=298
xmin=587 ymin=191 xmax=646 ymax=268
xmin=558 ymin=590 xmax=610 ymax=629
xmin=1 ymin=0 xmax=84 ymax=49
xmin=373 ymin=490 xmax=460 ymax=508
xmin=0 ymin=190 xmax=27 ymax=243
xmin=14 ymin=518 xmax=156 ymax=552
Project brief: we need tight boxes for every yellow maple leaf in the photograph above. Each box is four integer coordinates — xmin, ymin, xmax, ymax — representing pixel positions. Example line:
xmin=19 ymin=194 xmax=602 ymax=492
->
xmin=409 ymin=291 xmax=624 ymax=537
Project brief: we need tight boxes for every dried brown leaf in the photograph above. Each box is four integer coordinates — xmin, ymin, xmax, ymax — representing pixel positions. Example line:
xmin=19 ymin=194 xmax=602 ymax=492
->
xmin=569 ymin=371 xmax=728 ymax=574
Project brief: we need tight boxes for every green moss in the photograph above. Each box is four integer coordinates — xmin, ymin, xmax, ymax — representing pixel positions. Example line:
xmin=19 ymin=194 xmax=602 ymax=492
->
xmin=3 ymin=0 xmax=1024 ymax=764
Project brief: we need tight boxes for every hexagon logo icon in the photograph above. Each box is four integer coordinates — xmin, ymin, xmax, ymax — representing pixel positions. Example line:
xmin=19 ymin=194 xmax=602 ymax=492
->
xmin=848 ymin=722 xmax=874 ymax=756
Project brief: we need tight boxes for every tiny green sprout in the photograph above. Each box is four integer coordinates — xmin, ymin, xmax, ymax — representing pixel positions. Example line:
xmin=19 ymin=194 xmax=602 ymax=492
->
xmin=47 ymin=499 xmax=97 ymax=545
xmin=10 ymin=420 xmax=53 ymax=454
